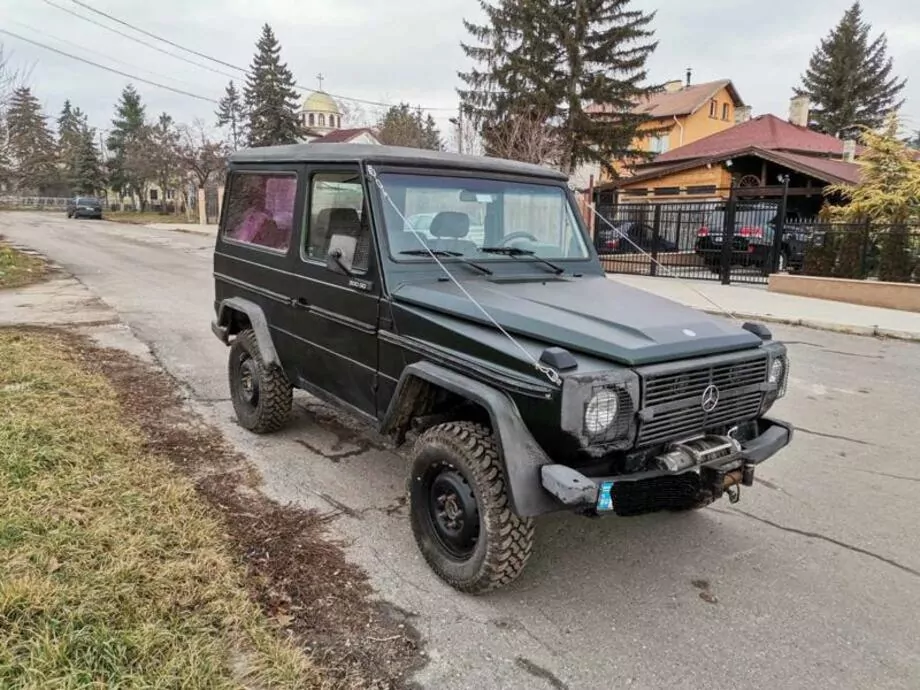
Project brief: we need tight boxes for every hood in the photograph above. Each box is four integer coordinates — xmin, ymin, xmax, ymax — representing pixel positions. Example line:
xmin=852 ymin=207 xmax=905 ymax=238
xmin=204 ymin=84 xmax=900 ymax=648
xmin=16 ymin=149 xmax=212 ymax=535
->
xmin=391 ymin=275 xmax=761 ymax=366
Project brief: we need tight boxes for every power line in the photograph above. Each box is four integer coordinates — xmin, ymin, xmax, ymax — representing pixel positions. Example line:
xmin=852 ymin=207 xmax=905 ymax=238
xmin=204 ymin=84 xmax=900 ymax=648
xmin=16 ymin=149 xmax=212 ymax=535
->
xmin=9 ymin=19 xmax=212 ymax=94
xmin=57 ymin=0 xmax=457 ymax=112
xmin=67 ymin=0 xmax=242 ymax=72
xmin=0 ymin=29 xmax=219 ymax=104
xmin=39 ymin=0 xmax=239 ymax=80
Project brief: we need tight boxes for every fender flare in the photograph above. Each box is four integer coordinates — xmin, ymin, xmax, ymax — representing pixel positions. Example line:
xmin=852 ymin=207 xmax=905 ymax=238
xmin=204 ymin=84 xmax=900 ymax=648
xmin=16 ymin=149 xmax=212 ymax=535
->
xmin=214 ymin=297 xmax=280 ymax=368
xmin=382 ymin=361 xmax=558 ymax=517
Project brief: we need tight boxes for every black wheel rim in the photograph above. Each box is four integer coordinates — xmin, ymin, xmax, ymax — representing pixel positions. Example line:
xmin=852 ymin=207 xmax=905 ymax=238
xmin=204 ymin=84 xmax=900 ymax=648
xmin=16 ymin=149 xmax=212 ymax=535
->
xmin=425 ymin=465 xmax=480 ymax=560
xmin=238 ymin=356 xmax=260 ymax=407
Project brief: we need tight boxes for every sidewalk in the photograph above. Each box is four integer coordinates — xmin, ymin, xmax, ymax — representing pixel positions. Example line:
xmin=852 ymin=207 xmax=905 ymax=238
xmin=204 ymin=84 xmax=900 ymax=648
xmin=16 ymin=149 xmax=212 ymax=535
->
xmin=609 ymin=274 xmax=920 ymax=341
xmin=145 ymin=222 xmax=217 ymax=236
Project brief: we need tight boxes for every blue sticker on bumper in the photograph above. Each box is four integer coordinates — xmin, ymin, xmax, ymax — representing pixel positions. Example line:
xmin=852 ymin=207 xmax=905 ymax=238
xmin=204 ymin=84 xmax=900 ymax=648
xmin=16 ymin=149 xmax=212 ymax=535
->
xmin=597 ymin=481 xmax=614 ymax=512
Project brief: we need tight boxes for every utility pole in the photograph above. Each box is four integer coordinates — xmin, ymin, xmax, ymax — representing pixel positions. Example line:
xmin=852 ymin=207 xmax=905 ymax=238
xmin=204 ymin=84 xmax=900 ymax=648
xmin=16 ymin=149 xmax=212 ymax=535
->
xmin=450 ymin=105 xmax=464 ymax=155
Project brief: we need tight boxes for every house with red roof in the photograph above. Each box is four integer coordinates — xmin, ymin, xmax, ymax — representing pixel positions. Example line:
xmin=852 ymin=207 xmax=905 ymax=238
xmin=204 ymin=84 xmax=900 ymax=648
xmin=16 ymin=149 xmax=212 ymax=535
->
xmin=594 ymin=97 xmax=861 ymax=215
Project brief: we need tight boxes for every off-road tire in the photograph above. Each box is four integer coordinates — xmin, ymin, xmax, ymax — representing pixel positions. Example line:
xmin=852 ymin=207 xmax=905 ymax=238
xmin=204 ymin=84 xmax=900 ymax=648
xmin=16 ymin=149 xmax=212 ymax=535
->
xmin=228 ymin=329 xmax=292 ymax=433
xmin=408 ymin=421 xmax=535 ymax=594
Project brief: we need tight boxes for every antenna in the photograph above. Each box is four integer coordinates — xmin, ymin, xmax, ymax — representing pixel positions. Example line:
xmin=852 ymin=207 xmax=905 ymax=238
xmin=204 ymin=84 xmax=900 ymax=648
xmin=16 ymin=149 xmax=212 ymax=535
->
xmin=686 ymin=67 xmax=692 ymax=87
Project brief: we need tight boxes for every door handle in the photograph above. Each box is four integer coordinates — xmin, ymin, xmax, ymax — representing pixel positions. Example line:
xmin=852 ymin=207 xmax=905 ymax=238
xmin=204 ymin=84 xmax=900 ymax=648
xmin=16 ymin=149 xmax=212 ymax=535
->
xmin=292 ymin=297 xmax=310 ymax=309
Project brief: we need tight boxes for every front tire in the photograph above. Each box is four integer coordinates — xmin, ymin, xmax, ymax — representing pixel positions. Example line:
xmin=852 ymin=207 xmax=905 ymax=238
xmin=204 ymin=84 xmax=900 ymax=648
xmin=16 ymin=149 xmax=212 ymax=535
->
xmin=228 ymin=329 xmax=292 ymax=433
xmin=409 ymin=422 xmax=535 ymax=594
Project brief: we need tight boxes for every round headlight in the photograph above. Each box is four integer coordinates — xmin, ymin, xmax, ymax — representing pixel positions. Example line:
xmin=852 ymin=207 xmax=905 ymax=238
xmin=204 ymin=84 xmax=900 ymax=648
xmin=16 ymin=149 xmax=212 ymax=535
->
xmin=769 ymin=358 xmax=785 ymax=384
xmin=585 ymin=389 xmax=620 ymax=435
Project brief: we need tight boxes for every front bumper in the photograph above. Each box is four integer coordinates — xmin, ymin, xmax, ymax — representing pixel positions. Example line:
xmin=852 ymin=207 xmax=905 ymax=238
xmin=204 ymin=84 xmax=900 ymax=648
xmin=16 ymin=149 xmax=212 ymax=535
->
xmin=541 ymin=417 xmax=793 ymax=514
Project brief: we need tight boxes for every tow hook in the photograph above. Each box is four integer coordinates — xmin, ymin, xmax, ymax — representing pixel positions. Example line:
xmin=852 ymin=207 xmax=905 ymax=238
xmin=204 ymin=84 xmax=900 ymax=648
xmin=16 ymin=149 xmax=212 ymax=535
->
xmin=721 ymin=469 xmax=745 ymax=504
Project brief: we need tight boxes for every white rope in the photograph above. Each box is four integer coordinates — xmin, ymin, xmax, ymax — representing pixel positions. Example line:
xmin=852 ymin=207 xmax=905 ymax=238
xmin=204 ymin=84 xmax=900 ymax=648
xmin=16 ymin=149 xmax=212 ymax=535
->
xmin=588 ymin=204 xmax=741 ymax=322
xmin=367 ymin=165 xmax=562 ymax=386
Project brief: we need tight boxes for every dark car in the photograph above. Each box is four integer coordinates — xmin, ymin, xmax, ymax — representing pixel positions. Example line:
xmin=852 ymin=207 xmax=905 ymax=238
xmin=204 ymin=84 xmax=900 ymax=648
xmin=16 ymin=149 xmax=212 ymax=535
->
xmin=695 ymin=203 xmax=808 ymax=273
xmin=595 ymin=220 xmax=679 ymax=255
xmin=211 ymin=144 xmax=793 ymax=593
xmin=66 ymin=196 xmax=103 ymax=219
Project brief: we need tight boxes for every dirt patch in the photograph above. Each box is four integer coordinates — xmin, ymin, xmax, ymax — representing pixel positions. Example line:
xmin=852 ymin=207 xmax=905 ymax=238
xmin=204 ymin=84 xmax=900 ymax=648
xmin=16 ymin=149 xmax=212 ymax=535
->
xmin=66 ymin=332 xmax=425 ymax=688
xmin=0 ymin=237 xmax=49 ymax=289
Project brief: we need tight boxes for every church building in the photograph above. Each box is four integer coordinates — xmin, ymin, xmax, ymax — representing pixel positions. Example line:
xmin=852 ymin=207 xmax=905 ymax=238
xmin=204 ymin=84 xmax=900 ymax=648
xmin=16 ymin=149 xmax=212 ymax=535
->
xmin=299 ymin=81 xmax=381 ymax=145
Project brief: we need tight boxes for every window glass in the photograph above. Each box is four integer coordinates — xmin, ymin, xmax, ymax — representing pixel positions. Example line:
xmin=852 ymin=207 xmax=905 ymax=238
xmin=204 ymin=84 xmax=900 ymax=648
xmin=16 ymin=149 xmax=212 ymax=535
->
xmin=709 ymin=100 xmax=717 ymax=118
xmin=223 ymin=172 xmax=297 ymax=252
xmin=304 ymin=172 xmax=370 ymax=272
xmin=377 ymin=174 xmax=589 ymax=261
xmin=722 ymin=103 xmax=730 ymax=121
xmin=649 ymin=134 xmax=670 ymax=153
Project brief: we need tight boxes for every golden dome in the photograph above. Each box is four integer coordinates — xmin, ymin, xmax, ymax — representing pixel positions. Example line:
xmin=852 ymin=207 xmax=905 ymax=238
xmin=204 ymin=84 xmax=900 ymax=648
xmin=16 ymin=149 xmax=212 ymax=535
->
xmin=302 ymin=91 xmax=340 ymax=115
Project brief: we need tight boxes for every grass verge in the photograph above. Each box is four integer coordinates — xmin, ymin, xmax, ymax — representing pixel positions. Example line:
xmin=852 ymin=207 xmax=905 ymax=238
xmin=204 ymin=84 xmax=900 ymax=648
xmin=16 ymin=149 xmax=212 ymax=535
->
xmin=0 ymin=329 xmax=323 ymax=688
xmin=103 ymin=211 xmax=198 ymax=225
xmin=0 ymin=240 xmax=46 ymax=289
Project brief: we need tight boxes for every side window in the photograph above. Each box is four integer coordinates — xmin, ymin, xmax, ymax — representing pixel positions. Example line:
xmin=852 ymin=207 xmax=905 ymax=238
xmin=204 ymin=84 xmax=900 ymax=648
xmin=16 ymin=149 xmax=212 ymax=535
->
xmin=304 ymin=172 xmax=370 ymax=272
xmin=223 ymin=171 xmax=297 ymax=252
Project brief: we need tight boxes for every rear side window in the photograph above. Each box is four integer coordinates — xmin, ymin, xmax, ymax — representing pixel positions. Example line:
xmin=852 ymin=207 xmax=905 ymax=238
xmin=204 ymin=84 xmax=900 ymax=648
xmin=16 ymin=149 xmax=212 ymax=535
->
xmin=223 ymin=171 xmax=298 ymax=252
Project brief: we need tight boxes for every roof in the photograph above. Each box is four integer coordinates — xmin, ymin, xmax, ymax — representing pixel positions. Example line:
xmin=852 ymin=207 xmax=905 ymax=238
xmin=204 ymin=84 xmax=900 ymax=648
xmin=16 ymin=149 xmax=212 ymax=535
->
xmin=313 ymin=127 xmax=378 ymax=144
xmin=302 ymin=91 xmax=340 ymax=114
xmin=598 ymin=145 xmax=861 ymax=189
xmin=586 ymin=80 xmax=744 ymax=119
xmin=230 ymin=143 xmax=568 ymax=180
xmin=652 ymin=114 xmax=850 ymax=163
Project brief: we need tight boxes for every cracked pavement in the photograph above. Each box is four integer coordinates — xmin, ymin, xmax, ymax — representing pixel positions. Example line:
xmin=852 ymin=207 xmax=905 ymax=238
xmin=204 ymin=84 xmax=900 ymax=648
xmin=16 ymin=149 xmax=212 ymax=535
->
xmin=3 ymin=212 xmax=920 ymax=689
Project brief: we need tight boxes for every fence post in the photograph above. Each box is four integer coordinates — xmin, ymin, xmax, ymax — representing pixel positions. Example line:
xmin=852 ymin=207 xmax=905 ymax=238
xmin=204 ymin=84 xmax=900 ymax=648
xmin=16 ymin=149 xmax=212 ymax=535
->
xmin=860 ymin=218 xmax=872 ymax=278
xmin=721 ymin=191 xmax=736 ymax=285
xmin=768 ymin=177 xmax=789 ymax=275
xmin=197 ymin=187 xmax=207 ymax=225
xmin=649 ymin=205 xmax=662 ymax=277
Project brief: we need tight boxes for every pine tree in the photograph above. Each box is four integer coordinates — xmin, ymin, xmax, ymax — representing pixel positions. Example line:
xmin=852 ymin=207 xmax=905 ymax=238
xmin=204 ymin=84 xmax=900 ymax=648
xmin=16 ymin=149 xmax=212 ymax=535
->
xmin=58 ymin=100 xmax=86 ymax=193
xmin=149 ymin=112 xmax=180 ymax=207
xmin=459 ymin=0 xmax=659 ymax=174
xmin=73 ymin=123 xmax=105 ymax=195
xmin=244 ymin=25 xmax=303 ymax=147
xmin=797 ymin=2 xmax=905 ymax=138
xmin=376 ymin=104 xmax=443 ymax=150
xmin=216 ymin=81 xmax=247 ymax=149
xmin=107 ymin=85 xmax=149 ymax=201
xmin=6 ymin=87 xmax=57 ymax=193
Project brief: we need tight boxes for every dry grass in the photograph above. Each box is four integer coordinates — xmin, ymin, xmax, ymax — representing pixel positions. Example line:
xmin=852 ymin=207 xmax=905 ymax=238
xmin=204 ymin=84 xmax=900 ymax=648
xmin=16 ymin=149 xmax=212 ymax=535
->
xmin=104 ymin=211 xmax=197 ymax=225
xmin=0 ymin=329 xmax=327 ymax=689
xmin=0 ymin=241 xmax=46 ymax=289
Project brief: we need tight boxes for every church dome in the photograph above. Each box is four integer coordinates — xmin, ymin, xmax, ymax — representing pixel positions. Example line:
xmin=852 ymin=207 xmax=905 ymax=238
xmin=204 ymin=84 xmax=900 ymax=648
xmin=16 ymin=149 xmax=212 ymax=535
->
xmin=303 ymin=91 xmax=340 ymax=115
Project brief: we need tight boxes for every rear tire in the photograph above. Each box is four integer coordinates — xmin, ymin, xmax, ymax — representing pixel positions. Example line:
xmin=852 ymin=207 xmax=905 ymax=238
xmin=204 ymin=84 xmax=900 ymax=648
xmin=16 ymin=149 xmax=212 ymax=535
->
xmin=228 ymin=329 xmax=292 ymax=433
xmin=408 ymin=421 xmax=535 ymax=594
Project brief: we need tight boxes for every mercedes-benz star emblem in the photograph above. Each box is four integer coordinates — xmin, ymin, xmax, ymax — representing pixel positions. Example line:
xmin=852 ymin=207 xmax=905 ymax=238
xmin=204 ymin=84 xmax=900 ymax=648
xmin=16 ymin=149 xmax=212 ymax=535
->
xmin=701 ymin=384 xmax=720 ymax=412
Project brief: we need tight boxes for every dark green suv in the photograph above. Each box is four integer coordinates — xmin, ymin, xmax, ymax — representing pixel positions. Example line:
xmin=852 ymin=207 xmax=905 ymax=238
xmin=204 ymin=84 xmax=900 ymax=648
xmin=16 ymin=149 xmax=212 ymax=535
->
xmin=211 ymin=144 xmax=793 ymax=593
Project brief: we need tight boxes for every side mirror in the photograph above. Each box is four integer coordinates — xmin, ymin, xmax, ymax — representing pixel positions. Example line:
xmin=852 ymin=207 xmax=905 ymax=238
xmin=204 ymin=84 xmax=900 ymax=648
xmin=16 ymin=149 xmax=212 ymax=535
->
xmin=325 ymin=235 xmax=356 ymax=276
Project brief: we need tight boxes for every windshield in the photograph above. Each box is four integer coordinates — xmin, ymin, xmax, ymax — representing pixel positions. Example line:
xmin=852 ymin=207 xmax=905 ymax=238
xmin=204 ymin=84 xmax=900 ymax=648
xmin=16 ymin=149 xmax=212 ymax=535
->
xmin=377 ymin=173 xmax=590 ymax=261
xmin=76 ymin=197 xmax=99 ymax=205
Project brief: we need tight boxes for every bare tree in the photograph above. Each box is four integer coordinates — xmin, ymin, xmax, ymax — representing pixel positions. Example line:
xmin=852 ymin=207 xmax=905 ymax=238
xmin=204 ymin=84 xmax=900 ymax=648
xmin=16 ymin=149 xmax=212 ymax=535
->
xmin=177 ymin=120 xmax=228 ymax=189
xmin=1 ymin=44 xmax=33 ymax=111
xmin=483 ymin=110 xmax=561 ymax=166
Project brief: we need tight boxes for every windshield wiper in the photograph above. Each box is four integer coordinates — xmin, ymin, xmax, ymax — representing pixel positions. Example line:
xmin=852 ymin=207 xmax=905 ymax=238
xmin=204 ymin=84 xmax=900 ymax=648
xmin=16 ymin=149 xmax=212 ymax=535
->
xmin=480 ymin=246 xmax=565 ymax=275
xmin=399 ymin=249 xmax=493 ymax=275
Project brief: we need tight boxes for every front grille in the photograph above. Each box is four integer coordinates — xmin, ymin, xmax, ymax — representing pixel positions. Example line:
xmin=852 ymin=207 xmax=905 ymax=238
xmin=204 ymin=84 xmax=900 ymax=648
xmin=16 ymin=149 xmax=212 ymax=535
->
xmin=637 ymin=355 xmax=767 ymax=447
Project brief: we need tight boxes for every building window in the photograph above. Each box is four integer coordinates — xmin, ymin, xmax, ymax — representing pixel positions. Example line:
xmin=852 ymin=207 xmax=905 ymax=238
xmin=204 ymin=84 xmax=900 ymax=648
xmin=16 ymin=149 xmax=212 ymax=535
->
xmin=308 ymin=113 xmax=315 ymax=126
xmin=318 ymin=113 xmax=326 ymax=127
xmin=722 ymin=103 xmax=730 ymax=121
xmin=149 ymin=189 xmax=158 ymax=201
xmin=709 ymin=100 xmax=718 ymax=118
xmin=653 ymin=187 xmax=681 ymax=196
xmin=686 ymin=185 xmax=718 ymax=196
xmin=330 ymin=115 xmax=336 ymax=128
xmin=166 ymin=189 xmax=174 ymax=200
xmin=649 ymin=134 xmax=670 ymax=154
xmin=305 ymin=171 xmax=369 ymax=271
xmin=222 ymin=172 xmax=298 ymax=252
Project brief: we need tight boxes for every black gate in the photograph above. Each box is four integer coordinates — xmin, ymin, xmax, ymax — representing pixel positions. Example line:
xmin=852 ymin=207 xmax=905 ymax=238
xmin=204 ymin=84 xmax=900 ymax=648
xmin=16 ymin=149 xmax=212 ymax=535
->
xmin=594 ymin=186 xmax=792 ymax=285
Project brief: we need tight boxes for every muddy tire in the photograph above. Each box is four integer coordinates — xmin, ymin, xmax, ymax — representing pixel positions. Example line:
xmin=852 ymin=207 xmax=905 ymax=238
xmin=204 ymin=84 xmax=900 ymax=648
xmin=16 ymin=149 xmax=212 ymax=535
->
xmin=408 ymin=421 xmax=534 ymax=594
xmin=228 ymin=329 xmax=292 ymax=433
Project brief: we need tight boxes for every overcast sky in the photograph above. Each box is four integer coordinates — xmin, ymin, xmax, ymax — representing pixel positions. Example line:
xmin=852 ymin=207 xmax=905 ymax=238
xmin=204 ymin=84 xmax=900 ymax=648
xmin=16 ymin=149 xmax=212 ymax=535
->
xmin=2 ymin=0 xmax=918 ymax=144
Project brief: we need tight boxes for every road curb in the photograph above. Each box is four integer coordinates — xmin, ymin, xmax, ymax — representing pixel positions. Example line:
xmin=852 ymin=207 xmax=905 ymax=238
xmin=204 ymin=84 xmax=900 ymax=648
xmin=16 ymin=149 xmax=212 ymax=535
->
xmin=700 ymin=308 xmax=920 ymax=342
xmin=145 ymin=224 xmax=216 ymax=237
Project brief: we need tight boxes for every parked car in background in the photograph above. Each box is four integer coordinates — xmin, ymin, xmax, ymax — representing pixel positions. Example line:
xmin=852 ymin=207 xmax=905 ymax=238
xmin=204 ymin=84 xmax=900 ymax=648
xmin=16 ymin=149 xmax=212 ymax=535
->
xmin=596 ymin=220 xmax=679 ymax=255
xmin=66 ymin=196 xmax=103 ymax=219
xmin=695 ymin=203 xmax=808 ymax=273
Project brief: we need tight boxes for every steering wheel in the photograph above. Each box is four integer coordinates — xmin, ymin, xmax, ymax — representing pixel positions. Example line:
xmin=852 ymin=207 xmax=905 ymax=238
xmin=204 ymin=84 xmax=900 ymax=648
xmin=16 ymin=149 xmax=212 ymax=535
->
xmin=499 ymin=231 xmax=540 ymax=246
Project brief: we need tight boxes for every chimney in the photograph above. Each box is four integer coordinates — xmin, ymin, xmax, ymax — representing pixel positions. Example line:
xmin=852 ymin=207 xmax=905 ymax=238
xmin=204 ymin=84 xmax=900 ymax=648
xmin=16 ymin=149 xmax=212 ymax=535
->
xmin=735 ymin=106 xmax=753 ymax=124
xmin=842 ymin=138 xmax=856 ymax=162
xmin=686 ymin=67 xmax=692 ymax=87
xmin=664 ymin=80 xmax=684 ymax=93
xmin=788 ymin=95 xmax=810 ymax=127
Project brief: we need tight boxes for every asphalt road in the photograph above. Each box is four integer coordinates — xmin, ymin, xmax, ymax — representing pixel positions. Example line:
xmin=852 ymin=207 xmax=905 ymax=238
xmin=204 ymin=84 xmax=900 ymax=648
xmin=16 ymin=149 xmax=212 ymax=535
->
xmin=4 ymin=212 xmax=920 ymax=690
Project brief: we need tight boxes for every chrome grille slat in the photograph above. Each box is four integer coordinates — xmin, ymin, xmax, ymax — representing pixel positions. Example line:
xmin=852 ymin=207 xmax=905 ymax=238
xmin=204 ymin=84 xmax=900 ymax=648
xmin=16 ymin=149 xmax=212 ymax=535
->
xmin=637 ymin=354 xmax=767 ymax=446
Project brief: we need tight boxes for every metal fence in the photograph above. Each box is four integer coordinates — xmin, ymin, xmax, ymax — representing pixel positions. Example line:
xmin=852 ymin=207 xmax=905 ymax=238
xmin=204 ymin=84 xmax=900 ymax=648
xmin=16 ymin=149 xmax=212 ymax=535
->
xmin=595 ymin=198 xmax=920 ymax=285
xmin=0 ymin=196 xmax=72 ymax=209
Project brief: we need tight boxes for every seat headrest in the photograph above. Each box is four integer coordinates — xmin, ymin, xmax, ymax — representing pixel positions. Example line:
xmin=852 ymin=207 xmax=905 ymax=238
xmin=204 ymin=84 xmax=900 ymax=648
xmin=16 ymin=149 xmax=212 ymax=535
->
xmin=327 ymin=208 xmax=361 ymax=237
xmin=429 ymin=212 xmax=470 ymax=239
